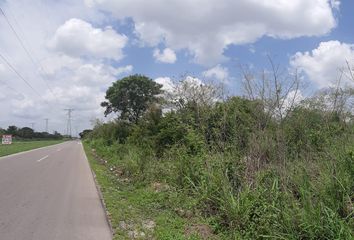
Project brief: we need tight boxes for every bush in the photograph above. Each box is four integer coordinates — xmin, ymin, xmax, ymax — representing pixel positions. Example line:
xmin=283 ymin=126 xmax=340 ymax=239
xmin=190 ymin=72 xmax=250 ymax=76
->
xmin=283 ymin=107 xmax=346 ymax=158
xmin=204 ymin=97 xmax=264 ymax=152
xmin=89 ymin=120 xmax=131 ymax=145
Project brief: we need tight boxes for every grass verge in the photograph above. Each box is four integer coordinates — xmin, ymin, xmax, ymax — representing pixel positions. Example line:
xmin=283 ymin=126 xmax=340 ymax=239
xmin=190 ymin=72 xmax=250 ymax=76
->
xmin=83 ymin=138 xmax=354 ymax=239
xmin=83 ymin=141 xmax=217 ymax=240
xmin=0 ymin=140 xmax=65 ymax=157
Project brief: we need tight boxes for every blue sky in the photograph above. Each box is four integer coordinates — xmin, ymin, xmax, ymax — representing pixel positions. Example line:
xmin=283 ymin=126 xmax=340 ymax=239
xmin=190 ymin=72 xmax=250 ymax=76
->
xmin=0 ymin=0 xmax=353 ymax=134
xmin=102 ymin=0 xmax=354 ymax=95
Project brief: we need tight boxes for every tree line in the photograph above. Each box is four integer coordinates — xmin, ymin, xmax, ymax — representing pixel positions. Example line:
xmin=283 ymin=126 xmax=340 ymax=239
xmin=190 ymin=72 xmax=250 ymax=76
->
xmin=0 ymin=125 xmax=63 ymax=140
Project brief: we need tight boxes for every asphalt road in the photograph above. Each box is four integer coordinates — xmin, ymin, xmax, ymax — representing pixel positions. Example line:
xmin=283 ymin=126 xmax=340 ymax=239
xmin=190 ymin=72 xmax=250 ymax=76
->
xmin=0 ymin=141 xmax=112 ymax=240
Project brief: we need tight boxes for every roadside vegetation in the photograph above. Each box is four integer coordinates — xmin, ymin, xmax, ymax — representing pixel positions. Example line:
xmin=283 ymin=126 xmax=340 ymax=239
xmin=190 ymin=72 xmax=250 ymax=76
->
xmin=0 ymin=125 xmax=65 ymax=157
xmin=83 ymin=69 xmax=354 ymax=239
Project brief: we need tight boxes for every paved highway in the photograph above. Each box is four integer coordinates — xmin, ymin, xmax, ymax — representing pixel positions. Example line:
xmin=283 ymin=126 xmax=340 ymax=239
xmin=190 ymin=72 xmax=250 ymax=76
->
xmin=0 ymin=141 xmax=112 ymax=240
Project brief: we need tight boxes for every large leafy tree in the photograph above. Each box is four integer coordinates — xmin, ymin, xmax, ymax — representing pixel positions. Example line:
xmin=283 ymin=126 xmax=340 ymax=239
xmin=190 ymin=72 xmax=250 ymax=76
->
xmin=101 ymin=74 xmax=162 ymax=123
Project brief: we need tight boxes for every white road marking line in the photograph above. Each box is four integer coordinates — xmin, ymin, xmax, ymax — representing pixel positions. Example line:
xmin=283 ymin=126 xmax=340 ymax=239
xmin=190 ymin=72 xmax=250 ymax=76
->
xmin=37 ymin=155 xmax=49 ymax=162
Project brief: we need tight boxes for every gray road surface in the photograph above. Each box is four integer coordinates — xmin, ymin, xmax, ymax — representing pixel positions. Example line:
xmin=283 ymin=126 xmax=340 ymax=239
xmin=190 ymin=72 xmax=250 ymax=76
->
xmin=0 ymin=141 xmax=112 ymax=240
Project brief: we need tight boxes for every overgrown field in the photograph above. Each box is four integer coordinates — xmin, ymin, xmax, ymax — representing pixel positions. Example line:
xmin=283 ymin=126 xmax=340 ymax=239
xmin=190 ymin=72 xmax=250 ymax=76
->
xmin=88 ymin=102 xmax=354 ymax=239
xmin=0 ymin=140 xmax=64 ymax=157
xmin=84 ymin=142 xmax=213 ymax=239
xmin=85 ymin=99 xmax=354 ymax=239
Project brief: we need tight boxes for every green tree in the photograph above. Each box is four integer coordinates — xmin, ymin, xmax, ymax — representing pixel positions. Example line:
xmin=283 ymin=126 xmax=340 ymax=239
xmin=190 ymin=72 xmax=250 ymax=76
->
xmin=17 ymin=127 xmax=34 ymax=139
xmin=101 ymin=74 xmax=162 ymax=123
xmin=6 ymin=125 xmax=18 ymax=135
xmin=79 ymin=129 xmax=93 ymax=139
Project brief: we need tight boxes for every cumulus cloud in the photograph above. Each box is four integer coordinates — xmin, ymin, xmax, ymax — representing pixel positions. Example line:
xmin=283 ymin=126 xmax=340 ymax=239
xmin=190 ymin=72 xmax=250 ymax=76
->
xmin=87 ymin=0 xmax=339 ymax=65
xmin=154 ymin=76 xmax=204 ymax=93
xmin=154 ymin=77 xmax=175 ymax=92
xmin=39 ymin=54 xmax=83 ymax=76
xmin=282 ymin=90 xmax=304 ymax=113
xmin=153 ymin=48 xmax=177 ymax=63
xmin=49 ymin=18 xmax=128 ymax=60
xmin=203 ymin=64 xmax=229 ymax=82
xmin=291 ymin=41 xmax=354 ymax=88
xmin=41 ymin=57 xmax=133 ymax=104
xmin=115 ymin=65 xmax=133 ymax=75
xmin=72 ymin=64 xmax=115 ymax=85
xmin=45 ymin=86 xmax=95 ymax=107
xmin=0 ymin=0 xmax=132 ymax=133
xmin=330 ymin=0 xmax=341 ymax=10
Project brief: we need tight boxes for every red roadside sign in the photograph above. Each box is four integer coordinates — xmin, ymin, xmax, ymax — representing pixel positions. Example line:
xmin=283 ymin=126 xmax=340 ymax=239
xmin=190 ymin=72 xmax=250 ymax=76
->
xmin=2 ymin=135 xmax=12 ymax=145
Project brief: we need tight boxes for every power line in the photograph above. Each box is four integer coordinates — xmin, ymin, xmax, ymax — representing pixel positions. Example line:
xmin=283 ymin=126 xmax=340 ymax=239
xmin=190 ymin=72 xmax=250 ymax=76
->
xmin=0 ymin=52 xmax=43 ymax=99
xmin=0 ymin=6 xmax=58 ymax=101
xmin=0 ymin=7 xmax=35 ymax=66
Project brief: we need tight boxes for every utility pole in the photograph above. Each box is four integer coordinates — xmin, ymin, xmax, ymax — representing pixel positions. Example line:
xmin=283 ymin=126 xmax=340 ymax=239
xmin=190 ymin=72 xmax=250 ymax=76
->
xmin=44 ymin=118 xmax=49 ymax=133
xmin=64 ymin=109 xmax=74 ymax=137
xmin=30 ymin=122 xmax=35 ymax=131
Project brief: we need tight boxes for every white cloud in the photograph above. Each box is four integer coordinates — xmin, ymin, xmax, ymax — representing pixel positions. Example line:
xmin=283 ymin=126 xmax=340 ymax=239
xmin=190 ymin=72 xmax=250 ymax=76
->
xmin=115 ymin=65 xmax=133 ymax=75
xmin=291 ymin=41 xmax=354 ymax=88
xmin=87 ymin=0 xmax=339 ymax=65
xmin=154 ymin=77 xmax=175 ymax=92
xmin=154 ymin=76 xmax=205 ymax=94
xmin=153 ymin=48 xmax=177 ymax=63
xmin=0 ymin=77 xmax=24 ymax=102
xmin=72 ymin=64 xmax=115 ymax=85
xmin=282 ymin=90 xmax=304 ymax=113
xmin=0 ymin=0 xmax=129 ymax=134
xmin=203 ymin=64 xmax=229 ymax=82
xmin=330 ymin=0 xmax=341 ymax=10
xmin=184 ymin=76 xmax=203 ymax=86
xmin=39 ymin=54 xmax=83 ymax=76
xmin=44 ymin=86 xmax=94 ymax=106
xmin=49 ymin=18 xmax=128 ymax=60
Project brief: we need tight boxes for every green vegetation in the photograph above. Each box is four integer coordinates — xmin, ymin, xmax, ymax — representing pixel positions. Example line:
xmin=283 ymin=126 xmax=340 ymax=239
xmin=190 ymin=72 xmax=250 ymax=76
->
xmin=0 ymin=125 xmax=63 ymax=140
xmin=101 ymin=74 xmax=162 ymax=122
xmin=84 ymin=142 xmax=209 ymax=239
xmin=0 ymin=140 xmax=64 ymax=157
xmin=83 ymin=72 xmax=354 ymax=239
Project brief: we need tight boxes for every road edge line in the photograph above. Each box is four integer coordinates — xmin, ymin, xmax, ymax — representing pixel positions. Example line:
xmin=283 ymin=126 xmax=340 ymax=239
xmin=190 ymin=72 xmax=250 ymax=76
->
xmin=80 ymin=142 xmax=114 ymax=238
